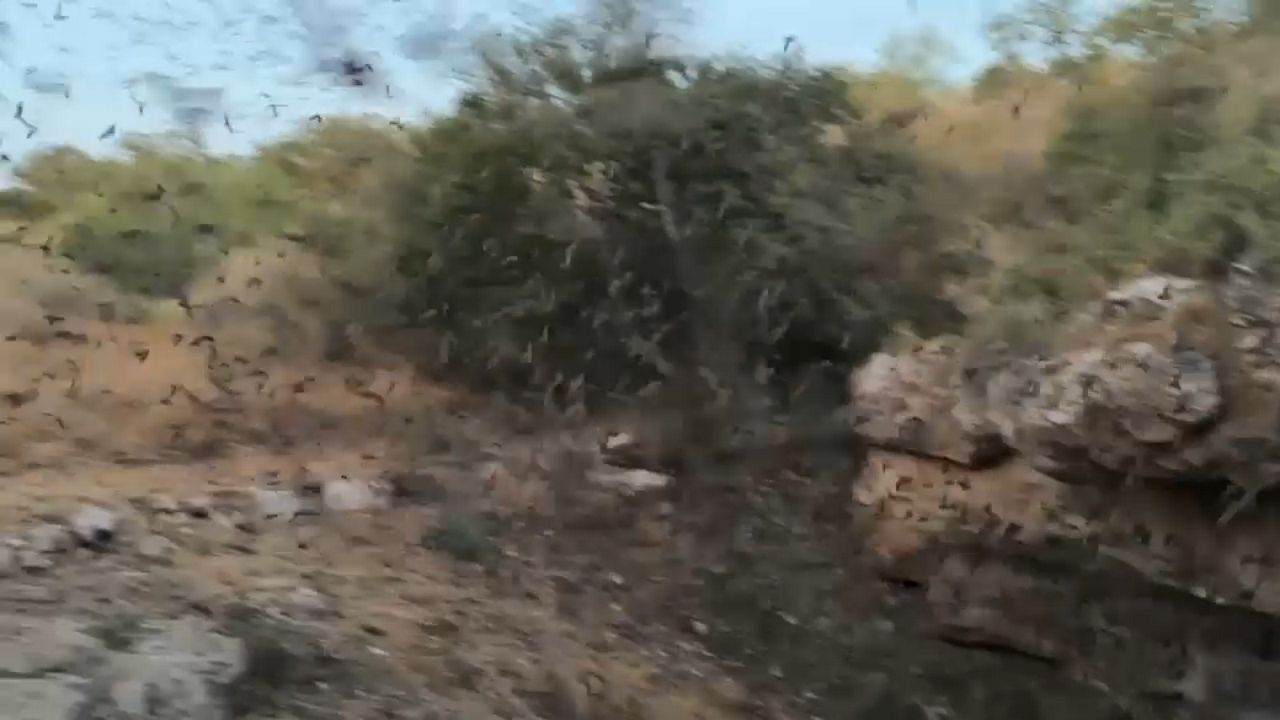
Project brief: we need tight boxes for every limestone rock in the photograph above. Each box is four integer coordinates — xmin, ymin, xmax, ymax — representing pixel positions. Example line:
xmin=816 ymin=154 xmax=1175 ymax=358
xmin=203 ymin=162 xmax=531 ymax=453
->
xmin=0 ymin=545 xmax=16 ymax=577
xmin=100 ymin=616 xmax=248 ymax=720
xmin=27 ymin=523 xmax=73 ymax=554
xmin=106 ymin=660 xmax=221 ymax=720
xmin=18 ymin=550 xmax=54 ymax=573
xmin=0 ymin=677 xmax=92 ymax=720
xmin=136 ymin=534 xmax=177 ymax=564
xmin=1101 ymin=274 xmax=1200 ymax=321
xmin=848 ymin=274 xmax=1256 ymax=485
xmin=850 ymin=338 xmax=1010 ymax=466
xmin=988 ymin=342 xmax=1222 ymax=483
xmin=179 ymin=496 xmax=212 ymax=519
xmin=322 ymin=476 xmax=391 ymax=513
xmin=587 ymin=467 xmax=672 ymax=495
xmin=0 ymin=615 xmax=102 ymax=676
xmin=286 ymin=587 xmax=339 ymax=620
xmin=143 ymin=494 xmax=181 ymax=515
xmin=71 ymin=505 xmax=118 ymax=549
xmin=252 ymin=488 xmax=301 ymax=521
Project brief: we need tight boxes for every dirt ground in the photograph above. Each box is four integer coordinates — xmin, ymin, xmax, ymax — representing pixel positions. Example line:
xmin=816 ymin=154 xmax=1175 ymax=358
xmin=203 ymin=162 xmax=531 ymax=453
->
xmin=2 ymin=237 xmax=1280 ymax=719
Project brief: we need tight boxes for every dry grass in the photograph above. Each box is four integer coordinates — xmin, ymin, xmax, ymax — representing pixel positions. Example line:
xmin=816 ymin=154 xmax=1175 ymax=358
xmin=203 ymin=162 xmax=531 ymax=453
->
xmin=0 ymin=232 xmax=431 ymax=477
xmin=912 ymin=81 xmax=1073 ymax=176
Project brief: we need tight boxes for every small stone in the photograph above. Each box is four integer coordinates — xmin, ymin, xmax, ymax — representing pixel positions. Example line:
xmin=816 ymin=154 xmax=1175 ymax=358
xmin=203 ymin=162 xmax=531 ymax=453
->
xmin=1238 ymin=334 xmax=1264 ymax=351
xmin=71 ymin=505 xmax=117 ymax=549
xmin=27 ymin=523 xmax=72 ymax=554
xmin=322 ymin=476 xmax=391 ymax=513
xmin=588 ymin=467 xmax=672 ymax=494
xmin=179 ymin=496 xmax=212 ymax=519
xmin=145 ymin=494 xmax=181 ymax=514
xmin=253 ymin=488 xmax=301 ymax=521
xmin=136 ymin=534 xmax=176 ymax=563
xmin=287 ymin=587 xmax=338 ymax=619
xmin=0 ymin=546 xmax=16 ymax=577
xmin=18 ymin=550 xmax=53 ymax=573
xmin=604 ymin=432 xmax=636 ymax=451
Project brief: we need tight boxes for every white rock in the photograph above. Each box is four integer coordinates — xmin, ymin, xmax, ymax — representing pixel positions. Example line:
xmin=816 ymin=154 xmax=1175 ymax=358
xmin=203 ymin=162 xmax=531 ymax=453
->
xmin=0 ymin=677 xmax=91 ymax=720
xmin=136 ymin=534 xmax=176 ymax=563
xmin=27 ymin=523 xmax=72 ymax=554
xmin=287 ymin=587 xmax=338 ymax=619
xmin=106 ymin=616 xmax=248 ymax=720
xmin=0 ymin=615 xmax=102 ymax=675
xmin=604 ymin=432 xmax=635 ymax=451
xmin=179 ymin=496 xmax=212 ymax=519
xmin=145 ymin=494 xmax=181 ymax=514
xmin=71 ymin=505 xmax=117 ymax=548
xmin=322 ymin=476 xmax=391 ymax=513
xmin=109 ymin=663 xmax=214 ymax=720
xmin=588 ymin=467 xmax=672 ymax=494
xmin=18 ymin=550 xmax=53 ymax=573
xmin=252 ymin=488 xmax=301 ymax=521
xmin=130 ymin=616 xmax=248 ymax=685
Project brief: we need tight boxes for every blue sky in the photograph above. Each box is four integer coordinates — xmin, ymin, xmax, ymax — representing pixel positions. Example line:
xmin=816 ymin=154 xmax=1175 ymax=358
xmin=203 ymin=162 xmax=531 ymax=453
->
xmin=0 ymin=0 xmax=1118 ymax=168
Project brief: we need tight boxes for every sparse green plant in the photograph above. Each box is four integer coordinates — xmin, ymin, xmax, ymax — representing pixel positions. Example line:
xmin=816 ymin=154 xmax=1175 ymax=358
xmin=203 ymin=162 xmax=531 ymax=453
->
xmin=423 ymin=511 xmax=500 ymax=564
xmin=91 ymin=613 xmax=145 ymax=651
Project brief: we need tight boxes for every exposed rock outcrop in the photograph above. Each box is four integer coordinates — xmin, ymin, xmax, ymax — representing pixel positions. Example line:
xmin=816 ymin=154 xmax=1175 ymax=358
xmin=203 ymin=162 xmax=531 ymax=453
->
xmin=0 ymin=614 xmax=247 ymax=720
xmin=852 ymin=269 xmax=1280 ymax=612
xmin=852 ymin=270 xmax=1280 ymax=489
xmin=851 ymin=342 xmax=1011 ymax=467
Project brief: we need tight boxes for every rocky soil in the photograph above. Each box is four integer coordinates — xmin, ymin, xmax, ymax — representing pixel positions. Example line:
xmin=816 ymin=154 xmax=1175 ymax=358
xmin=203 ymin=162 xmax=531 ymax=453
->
xmin=3 ymin=236 xmax=1280 ymax=718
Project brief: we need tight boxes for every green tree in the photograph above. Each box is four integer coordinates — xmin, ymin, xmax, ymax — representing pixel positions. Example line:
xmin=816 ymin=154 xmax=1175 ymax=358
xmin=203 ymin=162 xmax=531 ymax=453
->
xmin=388 ymin=5 xmax=971 ymax=408
xmin=1249 ymin=0 xmax=1280 ymax=27
xmin=877 ymin=26 xmax=958 ymax=89
xmin=1094 ymin=0 xmax=1215 ymax=57
xmin=986 ymin=0 xmax=1089 ymax=65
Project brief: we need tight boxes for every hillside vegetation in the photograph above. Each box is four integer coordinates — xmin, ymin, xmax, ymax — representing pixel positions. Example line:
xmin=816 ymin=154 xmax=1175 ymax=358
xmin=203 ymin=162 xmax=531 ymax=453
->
xmin=3 ymin=0 xmax=1277 ymax=422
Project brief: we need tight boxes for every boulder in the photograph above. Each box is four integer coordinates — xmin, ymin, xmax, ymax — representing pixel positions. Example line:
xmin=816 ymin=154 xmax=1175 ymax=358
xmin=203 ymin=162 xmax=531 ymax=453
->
xmin=987 ymin=342 xmax=1222 ymax=483
xmin=850 ymin=338 xmax=1011 ymax=467
xmin=71 ymin=505 xmax=118 ymax=549
xmin=0 ymin=615 xmax=102 ymax=676
xmin=848 ymin=274 xmax=1269 ymax=486
xmin=100 ymin=616 xmax=248 ymax=720
xmin=1101 ymin=274 xmax=1200 ymax=321
xmin=0 ymin=677 xmax=93 ymax=720
xmin=321 ymin=476 xmax=391 ymax=513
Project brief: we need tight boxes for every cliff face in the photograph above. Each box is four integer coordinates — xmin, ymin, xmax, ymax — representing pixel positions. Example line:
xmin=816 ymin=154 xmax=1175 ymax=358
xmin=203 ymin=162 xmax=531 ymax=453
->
xmin=849 ymin=269 xmax=1280 ymax=716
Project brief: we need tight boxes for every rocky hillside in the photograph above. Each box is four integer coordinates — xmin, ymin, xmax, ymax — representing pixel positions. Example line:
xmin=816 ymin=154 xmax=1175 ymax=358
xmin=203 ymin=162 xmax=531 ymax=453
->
xmin=10 ymin=224 xmax=1280 ymax=719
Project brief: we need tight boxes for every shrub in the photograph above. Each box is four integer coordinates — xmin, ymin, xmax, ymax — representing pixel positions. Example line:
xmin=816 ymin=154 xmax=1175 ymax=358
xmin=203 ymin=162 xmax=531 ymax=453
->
xmin=9 ymin=129 xmax=414 ymax=302
xmin=0 ymin=189 xmax=55 ymax=220
xmin=60 ymin=223 xmax=203 ymax=298
xmin=982 ymin=25 xmax=1280 ymax=319
xmin=423 ymin=511 xmax=500 ymax=564
xmin=389 ymin=13 xmax=971 ymax=410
